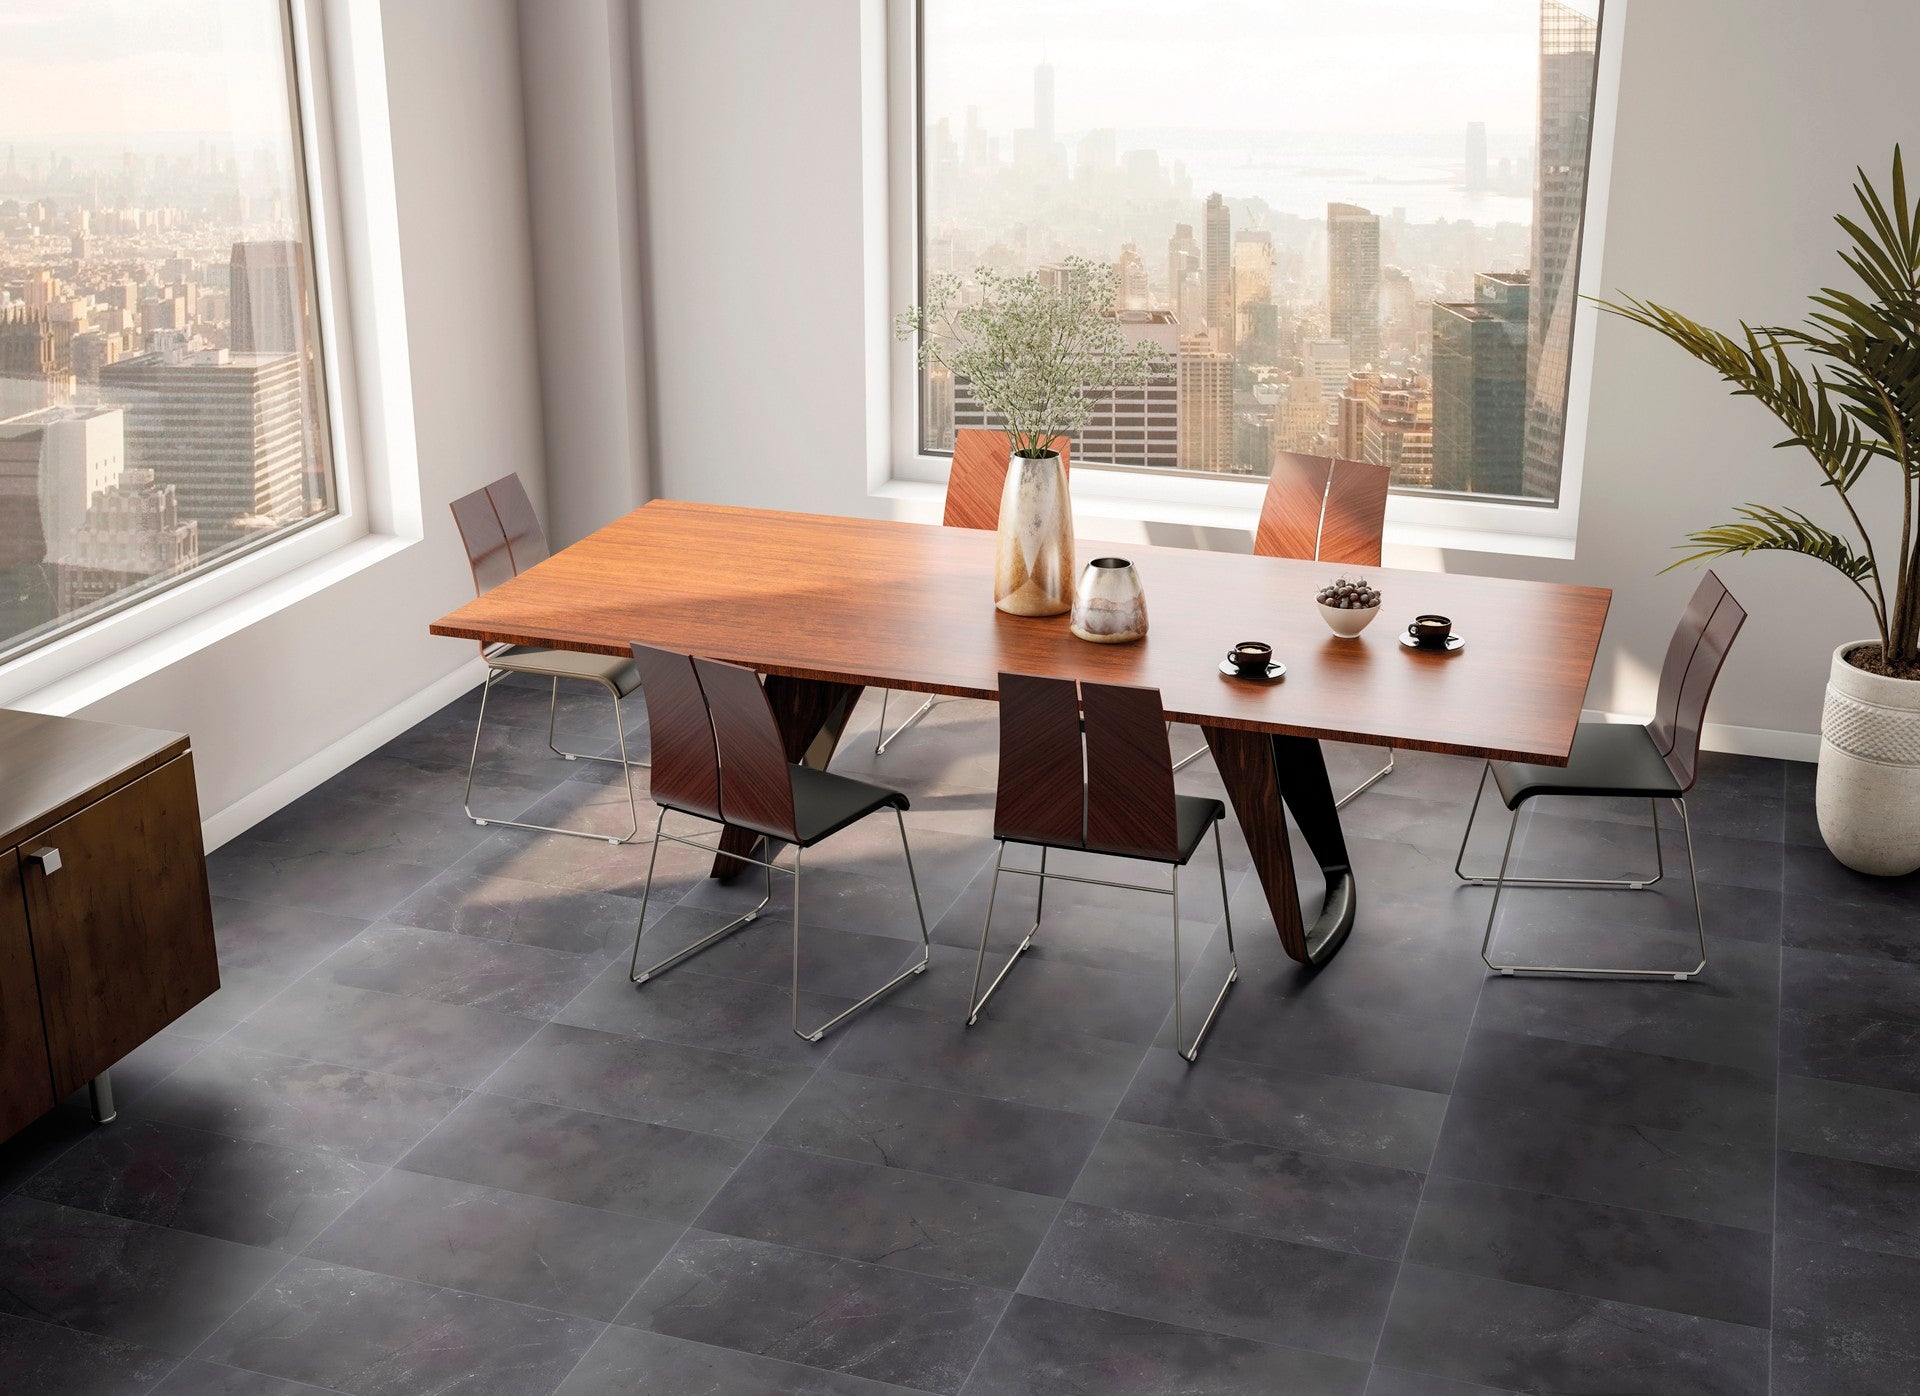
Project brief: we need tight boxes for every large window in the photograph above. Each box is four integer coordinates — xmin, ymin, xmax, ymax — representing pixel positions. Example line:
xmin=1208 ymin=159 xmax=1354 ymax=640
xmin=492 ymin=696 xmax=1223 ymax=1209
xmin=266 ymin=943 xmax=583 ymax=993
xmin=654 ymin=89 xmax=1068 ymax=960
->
xmin=0 ymin=0 xmax=333 ymax=662
xmin=917 ymin=0 xmax=1603 ymax=505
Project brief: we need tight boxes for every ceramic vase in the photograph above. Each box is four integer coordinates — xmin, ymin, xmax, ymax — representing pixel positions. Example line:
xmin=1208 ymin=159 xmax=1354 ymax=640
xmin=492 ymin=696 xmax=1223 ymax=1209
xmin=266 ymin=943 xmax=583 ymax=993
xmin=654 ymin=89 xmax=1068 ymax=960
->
xmin=994 ymin=451 xmax=1074 ymax=617
xmin=1816 ymin=640 xmax=1920 ymax=875
xmin=1070 ymin=557 xmax=1147 ymax=643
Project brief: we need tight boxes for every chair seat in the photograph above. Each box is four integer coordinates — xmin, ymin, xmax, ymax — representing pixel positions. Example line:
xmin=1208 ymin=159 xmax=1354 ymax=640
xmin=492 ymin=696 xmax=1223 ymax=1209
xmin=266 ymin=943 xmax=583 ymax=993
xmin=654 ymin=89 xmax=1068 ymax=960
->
xmin=1490 ymin=721 xmax=1681 ymax=809
xmin=491 ymin=646 xmax=641 ymax=697
xmin=1006 ymin=793 xmax=1227 ymax=865
xmin=777 ymin=765 xmax=911 ymax=847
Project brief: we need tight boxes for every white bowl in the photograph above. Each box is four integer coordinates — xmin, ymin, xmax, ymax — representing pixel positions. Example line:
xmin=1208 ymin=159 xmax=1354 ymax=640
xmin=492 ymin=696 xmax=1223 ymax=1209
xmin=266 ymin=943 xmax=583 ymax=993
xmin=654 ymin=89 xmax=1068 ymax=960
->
xmin=1318 ymin=601 xmax=1381 ymax=638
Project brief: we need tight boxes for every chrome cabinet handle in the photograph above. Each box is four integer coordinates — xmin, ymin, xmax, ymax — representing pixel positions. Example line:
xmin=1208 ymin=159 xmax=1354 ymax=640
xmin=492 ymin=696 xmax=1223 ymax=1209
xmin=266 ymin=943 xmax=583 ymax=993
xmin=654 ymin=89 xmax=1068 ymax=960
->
xmin=27 ymin=847 xmax=61 ymax=875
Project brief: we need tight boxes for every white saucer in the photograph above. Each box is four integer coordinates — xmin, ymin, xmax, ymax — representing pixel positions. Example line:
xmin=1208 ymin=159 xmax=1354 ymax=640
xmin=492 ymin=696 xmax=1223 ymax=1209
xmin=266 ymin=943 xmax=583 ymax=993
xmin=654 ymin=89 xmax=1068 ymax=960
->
xmin=1399 ymin=632 xmax=1465 ymax=652
xmin=1220 ymin=659 xmax=1287 ymax=680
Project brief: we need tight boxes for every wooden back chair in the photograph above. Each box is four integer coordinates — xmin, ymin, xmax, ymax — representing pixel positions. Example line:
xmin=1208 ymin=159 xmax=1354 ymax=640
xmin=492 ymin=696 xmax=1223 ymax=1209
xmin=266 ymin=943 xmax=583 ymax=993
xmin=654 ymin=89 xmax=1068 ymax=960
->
xmin=973 ymin=672 xmax=1237 ymax=1061
xmin=1255 ymin=451 xmax=1390 ymax=566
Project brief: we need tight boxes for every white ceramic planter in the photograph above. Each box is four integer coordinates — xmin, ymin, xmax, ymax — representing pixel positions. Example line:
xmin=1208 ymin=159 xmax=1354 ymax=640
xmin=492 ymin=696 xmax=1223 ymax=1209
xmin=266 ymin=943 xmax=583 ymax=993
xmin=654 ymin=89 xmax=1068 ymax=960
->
xmin=1816 ymin=640 xmax=1920 ymax=876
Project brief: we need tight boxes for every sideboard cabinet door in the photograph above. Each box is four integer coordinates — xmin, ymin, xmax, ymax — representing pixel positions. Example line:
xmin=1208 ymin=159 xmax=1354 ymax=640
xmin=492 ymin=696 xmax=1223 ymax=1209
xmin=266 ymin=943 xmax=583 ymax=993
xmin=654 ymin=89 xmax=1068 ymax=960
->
xmin=22 ymin=753 xmax=218 ymax=1099
xmin=0 ymin=851 xmax=55 ymax=1138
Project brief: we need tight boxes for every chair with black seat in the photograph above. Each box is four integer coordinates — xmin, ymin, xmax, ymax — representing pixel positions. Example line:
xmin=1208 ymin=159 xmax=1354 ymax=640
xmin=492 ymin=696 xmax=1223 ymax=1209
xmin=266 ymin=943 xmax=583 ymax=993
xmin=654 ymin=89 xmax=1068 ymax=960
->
xmin=1172 ymin=450 xmax=1394 ymax=806
xmin=968 ymin=672 xmax=1238 ymax=1062
xmin=1454 ymin=571 xmax=1747 ymax=979
xmin=626 ymin=644 xmax=931 ymax=1041
xmin=450 ymin=474 xmax=645 ymax=844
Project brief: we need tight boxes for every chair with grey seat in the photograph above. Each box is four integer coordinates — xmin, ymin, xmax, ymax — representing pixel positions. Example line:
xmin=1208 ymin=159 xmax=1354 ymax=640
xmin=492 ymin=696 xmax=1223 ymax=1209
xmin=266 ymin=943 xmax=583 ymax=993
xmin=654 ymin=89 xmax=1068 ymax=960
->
xmin=1454 ymin=570 xmax=1747 ymax=979
xmin=450 ymin=475 xmax=645 ymax=844
xmin=968 ymin=672 xmax=1238 ymax=1062
xmin=626 ymin=643 xmax=931 ymax=1042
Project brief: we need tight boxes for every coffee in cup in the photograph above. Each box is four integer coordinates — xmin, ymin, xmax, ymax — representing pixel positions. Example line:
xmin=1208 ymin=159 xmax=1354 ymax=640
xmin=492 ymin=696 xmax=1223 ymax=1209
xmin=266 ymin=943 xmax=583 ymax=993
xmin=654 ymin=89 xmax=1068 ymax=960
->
xmin=1229 ymin=641 xmax=1273 ymax=672
xmin=1407 ymin=614 xmax=1453 ymax=647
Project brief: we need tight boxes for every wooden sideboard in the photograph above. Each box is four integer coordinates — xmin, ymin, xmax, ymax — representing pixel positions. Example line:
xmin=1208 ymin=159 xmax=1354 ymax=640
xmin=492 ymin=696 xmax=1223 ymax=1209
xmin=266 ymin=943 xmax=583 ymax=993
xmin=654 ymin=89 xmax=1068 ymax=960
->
xmin=0 ymin=709 xmax=218 ymax=1138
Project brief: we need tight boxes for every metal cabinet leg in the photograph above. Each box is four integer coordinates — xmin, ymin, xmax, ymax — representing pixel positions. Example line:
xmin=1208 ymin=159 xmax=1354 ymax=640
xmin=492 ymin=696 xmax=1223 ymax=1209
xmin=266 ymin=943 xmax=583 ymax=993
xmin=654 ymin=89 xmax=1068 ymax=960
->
xmin=88 ymin=1071 xmax=115 ymax=1124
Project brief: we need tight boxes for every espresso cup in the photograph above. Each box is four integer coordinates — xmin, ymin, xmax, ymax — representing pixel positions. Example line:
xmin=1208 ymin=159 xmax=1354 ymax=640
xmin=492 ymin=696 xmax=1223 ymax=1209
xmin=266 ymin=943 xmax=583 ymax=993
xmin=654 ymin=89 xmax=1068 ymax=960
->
xmin=1407 ymin=614 xmax=1453 ymax=647
xmin=1229 ymin=641 xmax=1272 ymax=672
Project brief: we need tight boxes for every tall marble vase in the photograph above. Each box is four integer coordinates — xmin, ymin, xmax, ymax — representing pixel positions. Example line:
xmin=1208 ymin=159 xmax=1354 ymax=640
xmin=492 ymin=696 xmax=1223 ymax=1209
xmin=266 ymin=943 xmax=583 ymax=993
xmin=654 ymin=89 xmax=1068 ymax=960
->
xmin=1816 ymin=640 xmax=1920 ymax=875
xmin=994 ymin=451 xmax=1074 ymax=617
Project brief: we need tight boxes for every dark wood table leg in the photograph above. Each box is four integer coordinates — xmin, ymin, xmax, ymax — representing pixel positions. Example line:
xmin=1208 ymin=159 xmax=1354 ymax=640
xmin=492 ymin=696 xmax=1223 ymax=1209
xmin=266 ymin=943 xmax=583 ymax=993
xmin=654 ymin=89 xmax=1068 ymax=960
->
xmin=1203 ymin=725 xmax=1357 ymax=965
xmin=711 ymin=676 xmax=864 ymax=880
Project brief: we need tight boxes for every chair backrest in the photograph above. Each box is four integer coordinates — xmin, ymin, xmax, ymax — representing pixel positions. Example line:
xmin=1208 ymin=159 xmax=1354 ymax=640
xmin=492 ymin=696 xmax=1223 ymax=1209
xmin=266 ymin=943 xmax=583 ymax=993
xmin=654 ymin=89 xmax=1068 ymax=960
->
xmin=994 ymin=673 xmax=1084 ymax=847
xmin=1254 ymin=451 xmax=1389 ymax=566
xmin=486 ymin=473 xmax=551 ymax=572
xmin=691 ymin=656 xmax=799 ymax=843
xmin=993 ymin=672 xmax=1179 ymax=860
xmin=1082 ymin=680 xmax=1181 ymax=861
xmin=1646 ymin=571 xmax=1746 ymax=791
xmin=944 ymin=429 xmax=1071 ymax=530
xmin=450 ymin=486 xmax=515 ymax=596
xmin=629 ymin=644 xmax=723 ymax=821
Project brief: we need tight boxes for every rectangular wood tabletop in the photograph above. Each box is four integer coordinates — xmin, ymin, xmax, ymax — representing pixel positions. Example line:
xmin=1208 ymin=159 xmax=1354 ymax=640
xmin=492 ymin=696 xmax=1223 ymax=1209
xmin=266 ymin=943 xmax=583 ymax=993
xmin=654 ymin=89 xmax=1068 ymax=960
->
xmin=430 ymin=499 xmax=1611 ymax=765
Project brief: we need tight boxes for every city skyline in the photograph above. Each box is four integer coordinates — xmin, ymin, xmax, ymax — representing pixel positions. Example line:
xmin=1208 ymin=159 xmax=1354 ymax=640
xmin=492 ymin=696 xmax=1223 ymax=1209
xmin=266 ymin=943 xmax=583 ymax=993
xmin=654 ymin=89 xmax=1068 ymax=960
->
xmin=923 ymin=0 xmax=1601 ymax=498
xmin=0 ymin=0 xmax=330 ymax=659
xmin=924 ymin=0 xmax=1597 ymax=135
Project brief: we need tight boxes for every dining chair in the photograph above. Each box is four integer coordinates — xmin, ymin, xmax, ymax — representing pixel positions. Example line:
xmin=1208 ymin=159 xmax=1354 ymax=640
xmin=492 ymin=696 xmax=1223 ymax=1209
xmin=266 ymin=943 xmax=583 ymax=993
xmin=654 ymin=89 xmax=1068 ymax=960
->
xmin=872 ymin=429 xmax=1070 ymax=754
xmin=1172 ymin=450 xmax=1392 ymax=806
xmin=968 ymin=672 xmax=1238 ymax=1062
xmin=1453 ymin=571 xmax=1746 ymax=979
xmin=626 ymin=643 xmax=931 ymax=1041
xmin=450 ymin=474 xmax=645 ymax=844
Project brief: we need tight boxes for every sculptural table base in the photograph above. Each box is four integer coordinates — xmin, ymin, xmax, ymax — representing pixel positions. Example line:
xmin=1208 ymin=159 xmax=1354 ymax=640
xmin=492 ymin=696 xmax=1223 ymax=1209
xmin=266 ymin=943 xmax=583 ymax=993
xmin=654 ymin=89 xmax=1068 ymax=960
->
xmin=1203 ymin=725 xmax=1357 ymax=965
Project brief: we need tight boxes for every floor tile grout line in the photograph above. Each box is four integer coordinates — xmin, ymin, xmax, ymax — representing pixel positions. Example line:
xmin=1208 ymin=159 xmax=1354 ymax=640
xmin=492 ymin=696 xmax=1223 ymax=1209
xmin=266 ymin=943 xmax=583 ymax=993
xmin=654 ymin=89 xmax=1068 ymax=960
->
xmin=1768 ymin=761 xmax=1786 ymax=1396
xmin=526 ymin=849 xmax=845 ymax=1394
xmin=4 ymin=909 xmax=403 ymax=1199
xmin=1360 ymin=880 xmax=1501 ymax=1380
xmin=951 ymin=985 xmax=1182 ymax=1395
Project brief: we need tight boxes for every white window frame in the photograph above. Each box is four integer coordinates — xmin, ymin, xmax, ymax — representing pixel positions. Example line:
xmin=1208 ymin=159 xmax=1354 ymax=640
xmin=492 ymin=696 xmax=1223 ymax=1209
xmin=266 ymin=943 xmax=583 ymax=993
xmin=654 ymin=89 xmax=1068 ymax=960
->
xmin=0 ymin=0 xmax=420 ymax=711
xmin=878 ymin=0 xmax=1626 ymax=560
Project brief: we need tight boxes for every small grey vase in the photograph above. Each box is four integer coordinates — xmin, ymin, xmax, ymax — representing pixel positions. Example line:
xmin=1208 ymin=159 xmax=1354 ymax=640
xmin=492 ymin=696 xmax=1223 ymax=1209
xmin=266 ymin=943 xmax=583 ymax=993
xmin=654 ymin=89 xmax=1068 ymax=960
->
xmin=1070 ymin=556 xmax=1147 ymax=644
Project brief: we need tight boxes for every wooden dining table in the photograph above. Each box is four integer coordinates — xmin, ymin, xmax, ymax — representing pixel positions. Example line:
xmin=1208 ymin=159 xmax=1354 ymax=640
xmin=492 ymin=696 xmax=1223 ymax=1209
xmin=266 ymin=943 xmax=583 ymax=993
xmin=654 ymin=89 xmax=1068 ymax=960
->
xmin=431 ymin=499 xmax=1611 ymax=966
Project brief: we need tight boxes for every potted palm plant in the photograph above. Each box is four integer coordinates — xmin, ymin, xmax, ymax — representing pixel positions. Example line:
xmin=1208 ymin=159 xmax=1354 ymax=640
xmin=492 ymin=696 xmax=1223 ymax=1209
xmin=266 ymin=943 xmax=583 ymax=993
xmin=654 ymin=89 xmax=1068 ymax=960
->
xmin=1597 ymin=149 xmax=1920 ymax=875
xmin=898 ymin=258 xmax=1162 ymax=616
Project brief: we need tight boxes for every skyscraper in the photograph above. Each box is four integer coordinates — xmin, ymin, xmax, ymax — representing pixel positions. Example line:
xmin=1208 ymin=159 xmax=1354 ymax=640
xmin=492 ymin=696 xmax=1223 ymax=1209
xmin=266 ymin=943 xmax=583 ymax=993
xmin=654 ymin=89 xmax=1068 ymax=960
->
xmin=0 ymin=306 xmax=65 ymax=417
xmin=1464 ymin=121 xmax=1489 ymax=192
xmin=1327 ymin=203 xmax=1382 ymax=370
xmin=229 ymin=240 xmax=306 ymax=355
xmin=54 ymin=468 xmax=199 ymax=615
xmin=1430 ymin=272 xmax=1530 ymax=494
xmin=1522 ymin=1 xmax=1600 ymax=500
xmin=1203 ymin=193 xmax=1233 ymax=349
xmin=1033 ymin=63 xmax=1055 ymax=145
xmin=1114 ymin=243 xmax=1149 ymax=311
xmin=1167 ymin=223 xmax=1200 ymax=311
xmin=99 ymin=350 xmax=307 ymax=550
xmin=1177 ymin=332 xmax=1234 ymax=472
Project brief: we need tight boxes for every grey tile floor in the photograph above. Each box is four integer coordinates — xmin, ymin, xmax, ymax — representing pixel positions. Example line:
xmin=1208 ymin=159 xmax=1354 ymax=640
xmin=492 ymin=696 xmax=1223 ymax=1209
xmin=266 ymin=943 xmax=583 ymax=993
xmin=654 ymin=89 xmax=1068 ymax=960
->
xmin=1 ymin=674 xmax=1917 ymax=1393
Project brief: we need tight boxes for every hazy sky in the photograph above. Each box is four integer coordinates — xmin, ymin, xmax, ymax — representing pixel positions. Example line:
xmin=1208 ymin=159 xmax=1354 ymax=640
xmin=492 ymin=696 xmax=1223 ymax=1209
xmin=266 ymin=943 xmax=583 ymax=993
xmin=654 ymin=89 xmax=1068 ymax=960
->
xmin=0 ymin=0 xmax=295 ymax=147
xmin=925 ymin=0 xmax=1602 ymax=139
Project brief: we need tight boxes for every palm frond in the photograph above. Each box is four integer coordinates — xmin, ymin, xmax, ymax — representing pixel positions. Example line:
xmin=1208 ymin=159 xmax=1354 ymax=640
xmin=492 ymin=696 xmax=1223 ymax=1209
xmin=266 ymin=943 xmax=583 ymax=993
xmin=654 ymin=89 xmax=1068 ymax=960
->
xmin=1590 ymin=294 xmax=1874 ymax=491
xmin=1668 ymin=505 xmax=1876 ymax=587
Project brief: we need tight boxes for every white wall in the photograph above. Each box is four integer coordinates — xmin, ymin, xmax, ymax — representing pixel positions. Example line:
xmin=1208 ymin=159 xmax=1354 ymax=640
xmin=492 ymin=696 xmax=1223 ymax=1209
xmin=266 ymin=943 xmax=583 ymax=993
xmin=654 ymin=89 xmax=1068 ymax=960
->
xmin=518 ymin=0 xmax=652 ymax=547
xmin=624 ymin=0 xmax=1920 ymax=751
xmin=65 ymin=0 xmax=545 ymax=834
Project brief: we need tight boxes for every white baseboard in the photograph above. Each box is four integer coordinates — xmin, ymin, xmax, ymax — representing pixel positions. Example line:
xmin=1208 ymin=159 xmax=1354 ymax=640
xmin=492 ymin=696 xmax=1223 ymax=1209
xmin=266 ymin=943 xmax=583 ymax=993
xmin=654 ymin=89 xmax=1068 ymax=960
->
xmin=1580 ymin=707 xmax=1818 ymax=764
xmin=200 ymin=656 xmax=489 ymax=852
